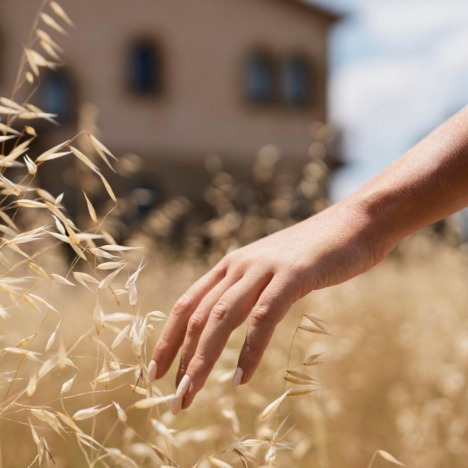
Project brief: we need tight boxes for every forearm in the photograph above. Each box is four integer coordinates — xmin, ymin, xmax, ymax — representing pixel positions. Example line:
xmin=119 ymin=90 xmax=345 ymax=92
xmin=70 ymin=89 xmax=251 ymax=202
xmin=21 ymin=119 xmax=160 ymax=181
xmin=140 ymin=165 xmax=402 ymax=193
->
xmin=349 ymin=106 xmax=468 ymax=249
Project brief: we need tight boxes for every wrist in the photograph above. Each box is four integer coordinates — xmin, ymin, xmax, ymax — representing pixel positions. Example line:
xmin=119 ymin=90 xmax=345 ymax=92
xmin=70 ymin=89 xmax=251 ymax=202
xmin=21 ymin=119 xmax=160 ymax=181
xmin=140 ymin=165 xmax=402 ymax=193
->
xmin=337 ymin=191 xmax=401 ymax=265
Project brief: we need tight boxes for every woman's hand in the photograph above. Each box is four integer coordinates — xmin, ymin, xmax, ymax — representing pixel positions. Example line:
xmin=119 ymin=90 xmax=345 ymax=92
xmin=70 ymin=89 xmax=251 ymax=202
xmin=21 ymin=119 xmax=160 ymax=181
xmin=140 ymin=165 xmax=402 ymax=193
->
xmin=147 ymin=107 xmax=468 ymax=414
xmin=148 ymin=198 xmax=393 ymax=414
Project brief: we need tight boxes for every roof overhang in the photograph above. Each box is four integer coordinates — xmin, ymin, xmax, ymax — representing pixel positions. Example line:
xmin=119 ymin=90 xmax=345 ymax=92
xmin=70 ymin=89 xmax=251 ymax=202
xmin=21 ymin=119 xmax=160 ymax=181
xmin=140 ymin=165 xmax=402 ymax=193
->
xmin=278 ymin=0 xmax=343 ymax=24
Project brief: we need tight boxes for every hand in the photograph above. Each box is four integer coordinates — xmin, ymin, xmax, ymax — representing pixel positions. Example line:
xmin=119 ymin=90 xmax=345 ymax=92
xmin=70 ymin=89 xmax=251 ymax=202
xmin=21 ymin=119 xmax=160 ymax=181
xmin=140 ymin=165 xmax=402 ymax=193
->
xmin=149 ymin=199 xmax=393 ymax=413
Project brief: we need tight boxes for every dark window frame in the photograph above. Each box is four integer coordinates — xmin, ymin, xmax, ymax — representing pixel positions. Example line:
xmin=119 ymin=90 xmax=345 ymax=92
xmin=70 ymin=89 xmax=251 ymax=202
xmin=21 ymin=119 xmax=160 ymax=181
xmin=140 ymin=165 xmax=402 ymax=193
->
xmin=280 ymin=54 xmax=313 ymax=108
xmin=127 ymin=38 xmax=163 ymax=97
xmin=243 ymin=50 xmax=277 ymax=104
xmin=37 ymin=68 xmax=76 ymax=125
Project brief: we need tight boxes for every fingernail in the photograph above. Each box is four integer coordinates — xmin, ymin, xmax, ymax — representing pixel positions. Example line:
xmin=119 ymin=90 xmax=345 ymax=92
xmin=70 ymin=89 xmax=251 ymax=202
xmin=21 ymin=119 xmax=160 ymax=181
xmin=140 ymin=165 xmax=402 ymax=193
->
xmin=172 ymin=374 xmax=191 ymax=415
xmin=147 ymin=360 xmax=157 ymax=381
xmin=231 ymin=367 xmax=243 ymax=387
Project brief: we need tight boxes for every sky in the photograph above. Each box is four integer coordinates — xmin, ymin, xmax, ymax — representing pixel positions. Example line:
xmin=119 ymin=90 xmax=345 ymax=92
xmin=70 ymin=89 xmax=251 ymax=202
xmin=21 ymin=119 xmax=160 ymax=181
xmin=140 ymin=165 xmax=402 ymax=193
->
xmin=309 ymin=0 xmax=468 ymax=201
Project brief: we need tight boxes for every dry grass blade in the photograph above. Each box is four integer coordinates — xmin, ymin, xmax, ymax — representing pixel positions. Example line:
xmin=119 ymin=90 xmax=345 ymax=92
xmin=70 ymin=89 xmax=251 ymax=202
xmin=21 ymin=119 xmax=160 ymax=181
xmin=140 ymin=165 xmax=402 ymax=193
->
xmin=376 ymin=451 xmax=405 ymax=466
xmin=25 ymin=293 xmax=59 ymax=314
xmin=70 ymin=146 xmax=100 ymax=173
xmin=72 ymin=404 xmax=112 ymax=421
xmin=30 ymin=409 xmax=64 ymax=436
xmin=260 ymin=389 xmax=291 ymax=419
xmin=24 ymin=48 xmax=40 ymax=76
xmin=0 ymin=174 xmax=21 ymax=196
xmin=16 ymin=200 xmax=46 ymax=209
xmin=94 ymin=367 xmax=134 ymax=383
xmin=284 ymin=375 xmax=316 ymax=386
xmin=82 ymin=191 xmax=98 ymax=225
xmin=208 ymin=457 xmax=233 ymax=468
xmin=97 ymin=261 xmax=126 ymax=270
xmin=101 ymin=245 xmax=141 ymax=252
xmin=304 ymin=314 xmax=335 ymax=331
xmin=50 ymin=1 xmax=74 ymax=27
xmin=2 ymin=347 xmax=42 ymax=362
xmin=287 ymin=389 xmax=317 ymax=397
xmin=38 ymin=355 xmax=60 ymax=378
xmin=286 ymin=370 xmax=316 ymax=382
xmin=51 ymin=273 xmax=75 ymax=286
xmin=303 ymin=353 xmax=324 ymax=365
xmin=0 ymin=106 xmax=20 ymax=115
xmin=147 ymin=310 xmax=167 ymax=321
xmin=284 ymin=375 xmax=317 ymax=385
xmin=61 ymin=375 xmax=76 ymax=394
xmin=39 ymin=39 xmax=61 ymax=60
xmin=40 ymin=12 xmax=68 ymax=35
xmin=113 ymin=401 xmax=127 ymax=423
xmin=110 ymin=324 xmax=130 ymax=351
xmin=45 ymin=321 xmax=60 ymax=352
xmin=131 ymin=394 xmax=175 ymax=409
xmin=56 ymin=412 xmax=82 ymax=433
xmin=27 ymin=374 xmax=37 ymax=397
xmin=98 ymin=172 xmax=117 ymax=202
xmin=29 ymin=418 xmax=41 ymax=446
xmin=97 ymin=265 xmax=125 ymax=291
xmin=89 ymin=134 xmax=116 ymax=172
xmin=24 ymin=155 xmax=37 ymax=174
xmin=0 ymin=97 xmax=24 ymax=110
xmin=25 ymin=49 xmax=59 ymax=72
xmin=299 ymin=325 xmax=331 ymax=336
xmin=36 ymin=29 xmax=63 ymax=53
xmin=241 ymin=439 xmax=267 ymax=447
xmin=127 ymin=384 xmax=147 ymax=396
xmin=0 ymin=135 xmax=16 ymax=143
xmin=73 ymin=271 xmax=99 ymax=285
xmin=36 ymin=139 xmax=70 ymax=160
xmin=16 ymin=334 xmax=35 ymax=347
xmin=0 ymin=123 xmax=20 ymax=135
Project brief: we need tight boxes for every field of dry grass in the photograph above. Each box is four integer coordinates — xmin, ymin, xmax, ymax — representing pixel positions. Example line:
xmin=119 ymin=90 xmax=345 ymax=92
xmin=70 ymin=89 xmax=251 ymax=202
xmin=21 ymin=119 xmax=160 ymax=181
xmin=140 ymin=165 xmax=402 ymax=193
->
xmin=1 ymin=233 xmax=468 ymax=468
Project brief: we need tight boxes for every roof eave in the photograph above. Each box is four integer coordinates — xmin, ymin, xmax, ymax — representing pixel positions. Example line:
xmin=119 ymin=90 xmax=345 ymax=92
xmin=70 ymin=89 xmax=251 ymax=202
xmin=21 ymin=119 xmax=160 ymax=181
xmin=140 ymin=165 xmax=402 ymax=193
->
xmin=291 ymin=0 xmax=343 ymax=23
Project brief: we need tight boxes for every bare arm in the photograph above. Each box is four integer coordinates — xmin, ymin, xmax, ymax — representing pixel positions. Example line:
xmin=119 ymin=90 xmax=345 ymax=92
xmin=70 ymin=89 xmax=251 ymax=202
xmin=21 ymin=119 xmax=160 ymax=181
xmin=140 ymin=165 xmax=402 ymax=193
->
xmin=149 ymin=106 xmax=468 ymax=414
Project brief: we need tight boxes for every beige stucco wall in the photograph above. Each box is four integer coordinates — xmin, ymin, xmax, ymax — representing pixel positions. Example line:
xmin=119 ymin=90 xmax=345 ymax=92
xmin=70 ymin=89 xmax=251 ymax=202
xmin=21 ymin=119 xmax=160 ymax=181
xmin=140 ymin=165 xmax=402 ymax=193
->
xmin=0 ymin=0 xmax=332 ymax=175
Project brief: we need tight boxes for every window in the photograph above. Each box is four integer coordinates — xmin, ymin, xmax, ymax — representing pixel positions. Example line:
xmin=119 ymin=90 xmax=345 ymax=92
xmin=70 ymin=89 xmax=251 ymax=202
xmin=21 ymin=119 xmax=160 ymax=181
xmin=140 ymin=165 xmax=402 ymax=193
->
xmin=245 ymin=52 xmax=275 ymax=103
xmin=38 ymin=70 xmax=75 ymax=123
xmin=281 ymin=56 xmax=311 ymax=107
xmin=128 ymin=40 xmax=161 ymax=95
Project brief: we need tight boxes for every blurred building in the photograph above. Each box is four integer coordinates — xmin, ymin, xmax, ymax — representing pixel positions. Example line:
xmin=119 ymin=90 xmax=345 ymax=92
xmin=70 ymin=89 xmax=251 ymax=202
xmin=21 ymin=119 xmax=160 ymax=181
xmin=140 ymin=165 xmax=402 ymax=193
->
xmin=0 ymin=0 xmax=340 ymax=201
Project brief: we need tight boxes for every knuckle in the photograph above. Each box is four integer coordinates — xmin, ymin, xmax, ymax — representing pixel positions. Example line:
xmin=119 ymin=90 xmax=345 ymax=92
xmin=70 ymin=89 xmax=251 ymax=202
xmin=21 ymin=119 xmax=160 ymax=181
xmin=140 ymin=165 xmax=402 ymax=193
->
xmin=172 ymin=295 xmax=191 ymax=318
xmin=210 ymin=302 xmax=230 ymax=322
xmin=251 ymin=304 xmax=274 ymax=325
xmin=242 ymin=341 xmax=257 ymax=356
xmin=224 ymin=251 xmax=239 ymax=263
xmin=191 ymin=349 xmax=212 ymax=369
xmin=155 ymin=333 xmax=171 ymax=353
xmin=187 ymin=312 xmax=205 ymax=336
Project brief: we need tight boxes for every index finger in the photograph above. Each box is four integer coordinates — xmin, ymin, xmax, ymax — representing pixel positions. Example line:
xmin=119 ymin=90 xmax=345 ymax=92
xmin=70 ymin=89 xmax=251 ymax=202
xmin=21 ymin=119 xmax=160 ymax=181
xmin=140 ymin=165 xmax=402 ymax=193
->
xmin=149 ymin=264 xmax=226 ymax=381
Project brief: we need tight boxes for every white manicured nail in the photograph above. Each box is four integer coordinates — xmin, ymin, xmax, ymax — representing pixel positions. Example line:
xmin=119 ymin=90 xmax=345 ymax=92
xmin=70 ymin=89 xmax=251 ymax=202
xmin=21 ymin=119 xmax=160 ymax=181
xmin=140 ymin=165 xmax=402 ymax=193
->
xmin=176 ymin=374 xmax=191 ymax=396
xmin=171 ymin=374 xmax=191 ymax=415
xmin=147 ymin=360 xmax=157 ymax=381
xmin=231 ymin=367 xmax=243 ymax=387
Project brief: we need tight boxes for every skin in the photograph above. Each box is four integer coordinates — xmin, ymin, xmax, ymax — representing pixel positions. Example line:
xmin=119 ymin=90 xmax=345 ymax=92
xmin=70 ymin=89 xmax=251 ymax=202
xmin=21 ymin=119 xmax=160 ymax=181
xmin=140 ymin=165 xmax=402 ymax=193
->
xmin=151 ymin=105 xmax=468 ymax=411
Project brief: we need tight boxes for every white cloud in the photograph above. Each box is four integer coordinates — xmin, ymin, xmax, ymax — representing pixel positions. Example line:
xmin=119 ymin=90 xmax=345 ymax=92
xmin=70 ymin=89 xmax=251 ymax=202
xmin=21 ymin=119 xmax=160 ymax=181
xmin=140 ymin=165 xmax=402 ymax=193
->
xmin=328 ymin=0 xmax=468 ymax=201
xmin=363 ymin=1 xmax=468 ymax=49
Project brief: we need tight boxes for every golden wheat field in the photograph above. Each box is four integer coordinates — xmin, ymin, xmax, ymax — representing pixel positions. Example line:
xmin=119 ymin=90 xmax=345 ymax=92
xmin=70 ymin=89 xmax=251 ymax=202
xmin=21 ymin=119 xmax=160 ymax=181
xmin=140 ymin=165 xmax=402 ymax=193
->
xmin=2 ymin=234 xmax=468 ymax=468
xmin=0 ymin=2 xmax=467 ymax=467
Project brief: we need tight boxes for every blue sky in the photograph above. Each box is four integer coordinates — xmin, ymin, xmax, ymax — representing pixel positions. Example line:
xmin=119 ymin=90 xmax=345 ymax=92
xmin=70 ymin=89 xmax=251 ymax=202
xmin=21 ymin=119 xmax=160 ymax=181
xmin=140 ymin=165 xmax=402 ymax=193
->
xmin=309 ymin=0 xmax=468 ymax=201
